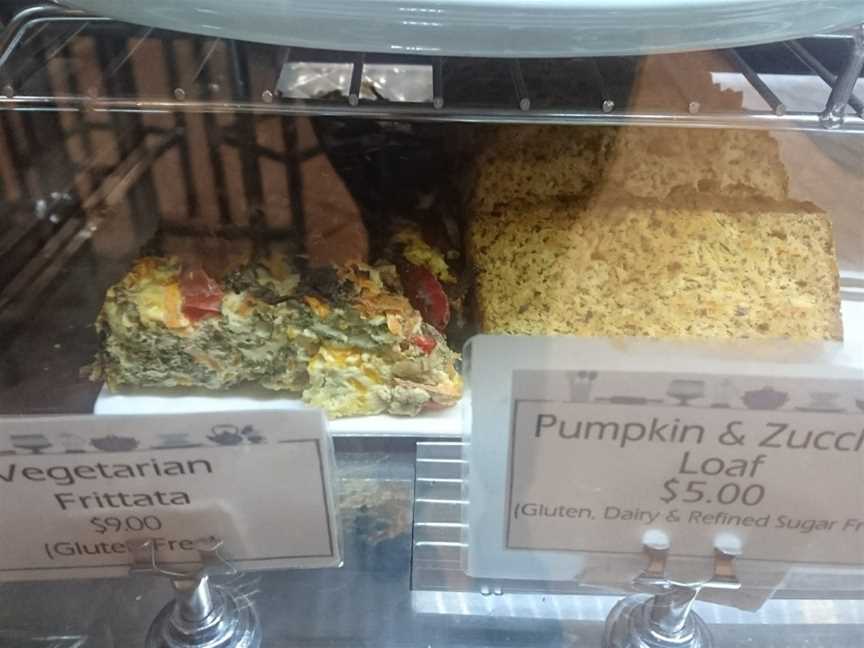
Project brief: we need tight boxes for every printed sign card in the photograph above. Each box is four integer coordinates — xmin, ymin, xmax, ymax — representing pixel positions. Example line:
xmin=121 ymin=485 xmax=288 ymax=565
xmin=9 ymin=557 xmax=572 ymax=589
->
xmin=465 ymin=334 xmax=863 ymax=594
xmin=508 ymin=369 xmax=864 ymax=564
xmin=0 ymin=411 xmax=340 ymax=582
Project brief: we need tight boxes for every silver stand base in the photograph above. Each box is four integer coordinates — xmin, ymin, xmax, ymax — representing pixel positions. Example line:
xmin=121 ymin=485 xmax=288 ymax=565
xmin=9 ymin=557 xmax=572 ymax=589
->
xmin=603 ymin=594 xmax=712 ymax=648
xmin=145 ymin=586 xmax=261 ymax=648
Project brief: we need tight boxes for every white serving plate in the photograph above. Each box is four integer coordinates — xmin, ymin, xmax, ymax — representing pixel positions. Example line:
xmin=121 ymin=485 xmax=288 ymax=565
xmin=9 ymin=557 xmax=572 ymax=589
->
xmin=93 ymin=300 xmax=859 ymax=435
xmin=94 ymin=385 xmax=466 ymax=438
xmin=65 ymin=0 xmax=864 ymax=58
xmin=93 ymin=300 xmax=859 ymax=437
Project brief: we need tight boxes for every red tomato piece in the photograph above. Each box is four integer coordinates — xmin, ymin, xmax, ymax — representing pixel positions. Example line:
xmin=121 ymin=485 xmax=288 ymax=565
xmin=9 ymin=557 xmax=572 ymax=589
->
xmin=398 ymin=262 xmax=450 ymax=332
xmin=411 ymin=334 xmax=438 ymax=355
xmin=421 ymin=400 xmax=450 ymax=412
xmin=179 ymin=266 xmax=223 ymax=321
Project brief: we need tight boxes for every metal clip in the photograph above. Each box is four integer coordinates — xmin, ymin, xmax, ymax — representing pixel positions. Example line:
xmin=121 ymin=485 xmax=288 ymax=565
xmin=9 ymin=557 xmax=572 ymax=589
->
xmin=633 ymin=532 xmax=672 ymax=588
xmin=819 ymin=25 xmax=864 ymax=128
xmin=634 ymin=541 xmax=742 ymax=594
xmin=603 ymin=536 xmax=742 ymax=648
xmin=128 ymin=536 xmax=235 ymax=579
xmin=127 ymin=537 xmax=259 ymax=648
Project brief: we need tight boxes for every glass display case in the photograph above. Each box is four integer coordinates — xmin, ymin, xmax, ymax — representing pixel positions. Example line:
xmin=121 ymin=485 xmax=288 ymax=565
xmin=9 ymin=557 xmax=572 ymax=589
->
xmin=0 ymin=2 xmax=862 ymax=647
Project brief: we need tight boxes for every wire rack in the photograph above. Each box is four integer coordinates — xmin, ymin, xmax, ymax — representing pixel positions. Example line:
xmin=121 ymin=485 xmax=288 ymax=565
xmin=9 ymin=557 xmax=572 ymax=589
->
xmin=0 ymin=4 xmax=862 ymax=132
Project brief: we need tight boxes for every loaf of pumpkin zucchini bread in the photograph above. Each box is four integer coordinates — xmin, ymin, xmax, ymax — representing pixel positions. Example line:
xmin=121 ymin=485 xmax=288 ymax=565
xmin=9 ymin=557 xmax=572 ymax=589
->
xmin=467 ymin=126 xmax=790 ymax=212
xmin=468 ymin=196 xmax=842 ymax=341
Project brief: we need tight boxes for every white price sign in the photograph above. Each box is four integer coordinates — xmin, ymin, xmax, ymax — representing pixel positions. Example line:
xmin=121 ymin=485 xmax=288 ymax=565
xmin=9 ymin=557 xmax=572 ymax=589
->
xmin=0 ymin=411 xmax=340 ymax=582
xmin=507 ymin=370 xmax=864 ymax=564
xmin=465 ymin=335 xmax=864 ymax=585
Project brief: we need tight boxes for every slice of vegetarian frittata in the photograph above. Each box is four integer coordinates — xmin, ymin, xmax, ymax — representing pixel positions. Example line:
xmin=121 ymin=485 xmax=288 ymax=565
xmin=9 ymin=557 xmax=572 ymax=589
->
xmin=92 ymin=254 xmax=463 ymax=417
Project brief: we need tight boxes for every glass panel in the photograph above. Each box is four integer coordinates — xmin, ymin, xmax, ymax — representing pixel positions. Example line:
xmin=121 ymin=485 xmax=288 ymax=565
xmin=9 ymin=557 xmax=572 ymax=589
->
xmin=0 ymin=4 xmax=861 ymax=647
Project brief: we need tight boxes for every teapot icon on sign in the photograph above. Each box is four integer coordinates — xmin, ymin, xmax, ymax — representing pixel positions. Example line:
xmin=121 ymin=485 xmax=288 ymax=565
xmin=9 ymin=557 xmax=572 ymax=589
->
xmin=741 ymin=386 xmax=788 ymax=410
xmin=207 ymin=425 xmax=244 ymax=446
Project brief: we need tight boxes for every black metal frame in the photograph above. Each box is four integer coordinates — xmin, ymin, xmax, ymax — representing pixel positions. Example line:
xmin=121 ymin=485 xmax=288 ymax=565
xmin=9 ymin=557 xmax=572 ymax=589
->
xmin=0 ymin=5 xmax=860 ymax=131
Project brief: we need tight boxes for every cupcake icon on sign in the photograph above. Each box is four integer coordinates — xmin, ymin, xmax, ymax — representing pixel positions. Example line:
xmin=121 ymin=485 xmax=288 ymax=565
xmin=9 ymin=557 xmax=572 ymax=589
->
xmin=568 ymin=371 xmax=597 ymax=403
xmin=59 ymin=433 xmax=87 ymax=453
xmin=710 ymin=379 xmax=736 ymax=409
